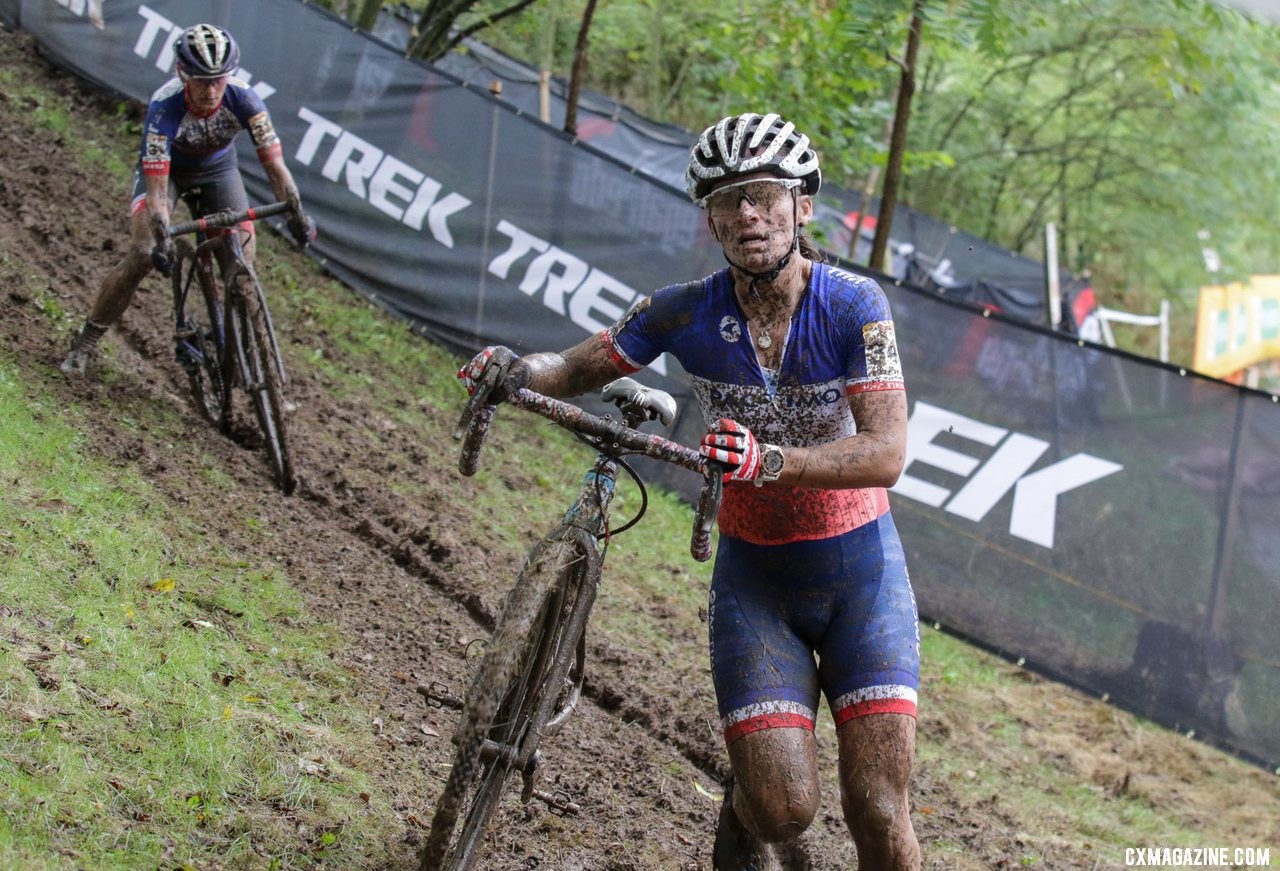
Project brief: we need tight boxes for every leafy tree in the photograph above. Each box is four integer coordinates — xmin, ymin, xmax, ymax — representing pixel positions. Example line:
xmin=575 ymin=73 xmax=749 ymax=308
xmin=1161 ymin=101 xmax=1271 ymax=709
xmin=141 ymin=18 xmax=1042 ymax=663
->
xmin=330 ymin=0 xmax=1280 ymax=361
xmin=905 ymin=0 xmax=1280 ymax=357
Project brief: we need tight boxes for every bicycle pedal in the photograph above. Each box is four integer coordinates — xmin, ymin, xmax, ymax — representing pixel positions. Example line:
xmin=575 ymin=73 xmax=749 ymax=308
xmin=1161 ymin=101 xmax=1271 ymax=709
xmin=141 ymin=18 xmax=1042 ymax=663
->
xmin=416 ymin=681 xmax=464 ymax=711
xmin=527 ymin=788 xmax=580 ymax=817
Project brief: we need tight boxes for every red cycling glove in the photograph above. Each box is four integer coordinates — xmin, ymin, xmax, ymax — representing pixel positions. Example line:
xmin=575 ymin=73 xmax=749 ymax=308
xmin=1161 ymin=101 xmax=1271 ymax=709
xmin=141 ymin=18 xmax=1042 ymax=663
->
xmin=458 ymin=346 xmax=499 ymax=395
xmin=457 ymin=345 xmax=521 ymax=400
xmin=700 ymin=418 xmax=761 ymax=482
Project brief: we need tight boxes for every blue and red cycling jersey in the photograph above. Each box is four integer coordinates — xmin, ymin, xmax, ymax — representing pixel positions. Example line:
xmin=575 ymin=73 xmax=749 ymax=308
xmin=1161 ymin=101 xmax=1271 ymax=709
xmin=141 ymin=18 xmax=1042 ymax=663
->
xmin=138 ymin=77 xmax=281 ymax=178
xmin=601 ymin=261 xmax=919 ymax=740
xmin=603 ymin=261 xmax=906 ymax=545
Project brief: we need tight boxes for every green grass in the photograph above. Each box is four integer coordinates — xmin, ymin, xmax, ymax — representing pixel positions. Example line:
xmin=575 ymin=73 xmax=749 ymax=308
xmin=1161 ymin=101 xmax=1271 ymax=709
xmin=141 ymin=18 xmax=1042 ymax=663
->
xmin=0 ymin=65 xmax=134 ymax=183
xmin=0 ymin=362 xmax=404 ymax=869
xmin=913 ymin=626 xmax=1279 ymax=866
xmin=2 ymin=28 xmax=1277 ymax=868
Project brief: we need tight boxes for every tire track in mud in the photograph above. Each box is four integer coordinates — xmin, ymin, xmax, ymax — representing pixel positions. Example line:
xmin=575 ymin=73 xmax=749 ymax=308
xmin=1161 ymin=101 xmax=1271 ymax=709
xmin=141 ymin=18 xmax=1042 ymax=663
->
xmin=294 ymin=465 xmax=730 ymax=780
xmin=0 ymin=27 xmax=726 ymax=792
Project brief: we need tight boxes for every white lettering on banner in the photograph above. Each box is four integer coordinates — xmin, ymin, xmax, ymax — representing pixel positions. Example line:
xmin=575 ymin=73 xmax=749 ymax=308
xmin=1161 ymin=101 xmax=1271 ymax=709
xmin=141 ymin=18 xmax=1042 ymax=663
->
xmin=893 ymin=401 xmax=1123 ymax=549
xmin=490 ymin=221 xmax=668 ymax=376
xmin=321 ymin=131 xmax=382 ymax=196
xmin=134 ymin=6 xmax=276 ymax=100
xmin=134 ymin=6 xmax=172 ymax=58
xmin=52 ymin=0 xmax=103 ymax=27
xmin=521 ymin=247 xmax=590 ymax=308
xmin=290 ymin=112 xmax=660 ymax=366
xmin=569 ymin=271 xmax=638 ymax=338
xmin=488 ymin=221 xmax=549 ymax=276
xmin=294 ymin=107 xmax=469 ymax=247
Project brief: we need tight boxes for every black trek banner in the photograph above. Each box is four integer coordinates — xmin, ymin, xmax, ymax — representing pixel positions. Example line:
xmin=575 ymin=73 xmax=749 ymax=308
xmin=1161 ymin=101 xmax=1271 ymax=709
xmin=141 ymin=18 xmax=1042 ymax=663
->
xmin=13 ymin=0 xmax=1280 ymax=772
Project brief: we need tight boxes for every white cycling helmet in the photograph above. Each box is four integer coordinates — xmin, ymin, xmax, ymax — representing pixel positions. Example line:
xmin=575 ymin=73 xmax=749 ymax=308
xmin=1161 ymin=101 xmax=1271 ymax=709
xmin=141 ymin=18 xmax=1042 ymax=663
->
xmin=174 ymin=23 xmax=240 ymax=78
xmin=686 ymin=112 xmax=821 ymax=203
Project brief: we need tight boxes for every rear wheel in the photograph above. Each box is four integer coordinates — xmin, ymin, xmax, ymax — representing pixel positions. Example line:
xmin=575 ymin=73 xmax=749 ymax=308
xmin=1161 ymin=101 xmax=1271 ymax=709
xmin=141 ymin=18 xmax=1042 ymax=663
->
xmin=227 ymin=267 xmax=295 ymax=494
xmin=419 ymin=535 xmax=593 ymax=871
xmin=172 ymin=242 xmax=226 ymax=424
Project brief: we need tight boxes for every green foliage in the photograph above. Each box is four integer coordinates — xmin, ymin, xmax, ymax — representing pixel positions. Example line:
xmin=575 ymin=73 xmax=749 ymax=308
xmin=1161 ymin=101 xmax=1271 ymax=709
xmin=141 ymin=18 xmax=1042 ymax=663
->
xmin=464 ymin=0 xmax=1280 ymax=364
xmin=0 ymin=364 xmax=407 ymax=868
xmin=904 ymin=0 xmax=1280 ymax=356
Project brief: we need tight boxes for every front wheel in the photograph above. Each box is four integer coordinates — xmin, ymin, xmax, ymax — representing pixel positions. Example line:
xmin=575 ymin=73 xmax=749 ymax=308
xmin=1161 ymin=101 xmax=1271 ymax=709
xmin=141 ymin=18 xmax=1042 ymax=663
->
xmin=172 ymin=241 xmax=226 ymax=424
xmin=419 ymin=533 xmax=596 ymax=871
xmin=227 ymin=267 xmax=295 ymax=494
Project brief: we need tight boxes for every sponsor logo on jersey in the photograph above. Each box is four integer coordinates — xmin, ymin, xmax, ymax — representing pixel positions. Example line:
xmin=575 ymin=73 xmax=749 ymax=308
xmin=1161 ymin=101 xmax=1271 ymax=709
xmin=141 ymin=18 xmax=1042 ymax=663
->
xmin=247 ymin=111 xmax=278 ymax=148
xmin=863 ymin=320 xmax=903 ymax=384
xmin=144 ymin=132 xmax=167 ymax=160
xmin=719 ymin=315 xmax=742 ymax=344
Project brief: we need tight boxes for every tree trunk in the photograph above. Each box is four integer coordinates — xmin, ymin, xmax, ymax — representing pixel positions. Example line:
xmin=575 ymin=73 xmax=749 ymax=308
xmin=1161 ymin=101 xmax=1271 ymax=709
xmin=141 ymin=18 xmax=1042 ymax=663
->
xmin=408 ymin=0 xmax=459 ymax=61
xmin=564 ymin=0 xmax=599 ymax=135
xmin=849 ymin=110 xmax=895 ymax=262
xmin=408 ymin=0 xmax=543 ymax=63
xmin=869 ymin=2 xmax=924 ymax=274
xmin=355 ymin=0 xmax=382 ymax=31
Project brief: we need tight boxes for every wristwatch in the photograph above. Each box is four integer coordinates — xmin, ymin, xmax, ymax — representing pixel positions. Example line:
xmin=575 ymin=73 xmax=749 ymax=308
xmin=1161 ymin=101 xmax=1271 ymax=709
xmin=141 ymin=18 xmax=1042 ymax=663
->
xmin=756 ymin=443 xmax=785 ymax=486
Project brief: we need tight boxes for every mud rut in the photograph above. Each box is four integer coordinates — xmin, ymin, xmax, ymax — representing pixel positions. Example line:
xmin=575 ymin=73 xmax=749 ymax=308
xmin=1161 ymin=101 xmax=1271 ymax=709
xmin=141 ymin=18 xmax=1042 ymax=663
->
xmin=0 ymin=27 xmax=1122 ymax=871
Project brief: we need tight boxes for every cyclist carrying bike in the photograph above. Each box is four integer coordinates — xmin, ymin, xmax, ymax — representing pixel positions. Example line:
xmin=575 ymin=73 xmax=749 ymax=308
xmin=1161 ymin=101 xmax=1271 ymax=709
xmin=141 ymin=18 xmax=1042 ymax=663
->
xmin=460 ymin=111 xmax=921 ymax=870
xmin=61 ymin=22 xmax=316 ymax=376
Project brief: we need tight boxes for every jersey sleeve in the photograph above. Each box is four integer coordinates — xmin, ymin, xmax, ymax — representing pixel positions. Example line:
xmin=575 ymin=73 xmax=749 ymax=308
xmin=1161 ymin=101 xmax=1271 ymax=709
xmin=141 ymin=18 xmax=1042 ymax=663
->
xmin=842 ymin=275 xmax=905 ymax=395
xmin=139 ymin=100 xmax=176 ymax=176
xmin=603 ymin=280 xmax=702 ymax=371
xmin=229 ymin=82 xmax=282 ymax=161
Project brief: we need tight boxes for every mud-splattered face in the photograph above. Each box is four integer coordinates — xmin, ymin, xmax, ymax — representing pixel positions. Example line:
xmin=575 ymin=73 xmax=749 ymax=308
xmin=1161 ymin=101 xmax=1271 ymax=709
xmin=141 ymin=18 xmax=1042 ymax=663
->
xmin=705 ymin=172 xmax=812 ymax=274
xmin=181 ymin=74 xmax=229 ymax=116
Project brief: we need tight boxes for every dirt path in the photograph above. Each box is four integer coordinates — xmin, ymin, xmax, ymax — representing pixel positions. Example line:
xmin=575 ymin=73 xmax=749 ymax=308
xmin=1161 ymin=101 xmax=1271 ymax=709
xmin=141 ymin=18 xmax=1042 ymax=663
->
xmin=1 ymin=26 xmax=1276 ymax=871
xmin=0 ymin=28 xmax=755 ymax=870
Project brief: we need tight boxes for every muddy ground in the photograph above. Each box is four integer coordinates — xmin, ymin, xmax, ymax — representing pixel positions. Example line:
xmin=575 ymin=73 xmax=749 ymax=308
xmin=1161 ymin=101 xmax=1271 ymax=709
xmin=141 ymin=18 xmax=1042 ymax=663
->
xmin=1 ymin=25 xmax=1276 ymax=871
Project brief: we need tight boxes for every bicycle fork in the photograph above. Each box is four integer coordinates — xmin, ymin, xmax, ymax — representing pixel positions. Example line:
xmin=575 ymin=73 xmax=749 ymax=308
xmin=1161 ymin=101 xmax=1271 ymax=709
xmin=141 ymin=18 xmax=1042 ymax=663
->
xmin=172 ymin=251 xmax=223 ymax=373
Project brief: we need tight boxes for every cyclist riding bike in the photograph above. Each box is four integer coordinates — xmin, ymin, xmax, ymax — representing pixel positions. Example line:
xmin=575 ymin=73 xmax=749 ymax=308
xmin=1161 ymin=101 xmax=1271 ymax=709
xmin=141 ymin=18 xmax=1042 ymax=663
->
xmin=61 ymin=22 xmax=316 ymax=375
xmin=460 ymin=112 xmax=922 ymax=869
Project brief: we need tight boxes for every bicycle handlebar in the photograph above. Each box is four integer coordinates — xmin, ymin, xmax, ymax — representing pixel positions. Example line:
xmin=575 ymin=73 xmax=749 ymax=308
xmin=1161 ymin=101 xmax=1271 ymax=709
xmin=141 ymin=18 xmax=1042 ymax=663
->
xmin=455 ymin=387 xmax=722 ymax=562
xmin=167 ymin=201 xmax=293 ymax=238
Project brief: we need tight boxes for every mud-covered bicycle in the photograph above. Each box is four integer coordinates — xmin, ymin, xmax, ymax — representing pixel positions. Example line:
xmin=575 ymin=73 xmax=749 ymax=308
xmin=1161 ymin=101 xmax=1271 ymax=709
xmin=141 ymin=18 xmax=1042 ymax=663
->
xmin=166 ymin=201 xmax=296 ymax=494
xmin=418 ymin=375 xmax=724 ymax=871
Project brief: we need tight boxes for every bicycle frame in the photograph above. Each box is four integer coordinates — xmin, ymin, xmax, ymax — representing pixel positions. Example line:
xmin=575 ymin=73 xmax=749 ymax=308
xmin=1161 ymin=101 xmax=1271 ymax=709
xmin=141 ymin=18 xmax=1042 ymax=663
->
xmin=173 ymin=204 xmax=290 ymax=389
xmin=420 ymin=379 xmax=723 ymax=870
xmin=168 ymin=202 xmax=297 ymax=493
xmin=506 ymin=426 xmax=628 ymax=757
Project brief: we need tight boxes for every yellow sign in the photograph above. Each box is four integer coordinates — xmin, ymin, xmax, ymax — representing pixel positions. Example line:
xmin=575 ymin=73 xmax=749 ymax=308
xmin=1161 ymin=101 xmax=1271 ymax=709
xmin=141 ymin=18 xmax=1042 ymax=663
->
xmin=1194 ymin=275 xmax=1280 ymax=378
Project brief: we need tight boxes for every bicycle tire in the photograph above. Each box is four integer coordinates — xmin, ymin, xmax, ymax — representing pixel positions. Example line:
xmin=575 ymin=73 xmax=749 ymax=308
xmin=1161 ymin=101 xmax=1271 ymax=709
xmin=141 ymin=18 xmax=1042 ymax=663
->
xmin=420 ymin=534 xmax=593 ymax=871
xmin=227 ymin=267 xmax=296 ymax=494
xmin=172 ymin=242 xmax=226 ymax=425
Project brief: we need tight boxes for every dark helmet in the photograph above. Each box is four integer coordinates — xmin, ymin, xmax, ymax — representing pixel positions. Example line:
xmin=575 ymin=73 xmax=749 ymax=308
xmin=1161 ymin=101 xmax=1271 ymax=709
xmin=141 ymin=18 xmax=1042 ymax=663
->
xmin=174 ymin=23 xmax=240 ymax=78
xmin=686 ymin=112 xmax=822 ymax=203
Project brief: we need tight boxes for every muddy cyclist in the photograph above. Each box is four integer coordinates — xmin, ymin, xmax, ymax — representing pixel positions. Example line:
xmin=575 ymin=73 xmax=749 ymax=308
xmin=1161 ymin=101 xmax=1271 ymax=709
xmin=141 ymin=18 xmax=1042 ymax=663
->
xmin=459 ymin=111 xmax=922 ymax=870
xmin=61 ymin=22 xmax=315 ymax=376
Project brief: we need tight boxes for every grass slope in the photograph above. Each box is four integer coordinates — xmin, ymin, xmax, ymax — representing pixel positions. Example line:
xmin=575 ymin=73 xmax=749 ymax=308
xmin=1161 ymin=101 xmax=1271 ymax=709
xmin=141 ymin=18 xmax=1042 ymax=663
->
xmin=0 ymin=23 xmax=1276 ymax=871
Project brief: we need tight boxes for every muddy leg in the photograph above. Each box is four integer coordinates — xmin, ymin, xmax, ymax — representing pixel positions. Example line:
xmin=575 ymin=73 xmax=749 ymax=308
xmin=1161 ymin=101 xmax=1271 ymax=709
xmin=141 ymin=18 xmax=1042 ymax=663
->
xmin=715 ymin=727 xmax=818 ymax=869
xmin=837 ymin=712 xmax=920 ymax=870
xmin=62 ymin=210 xmax=154 ymax=374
